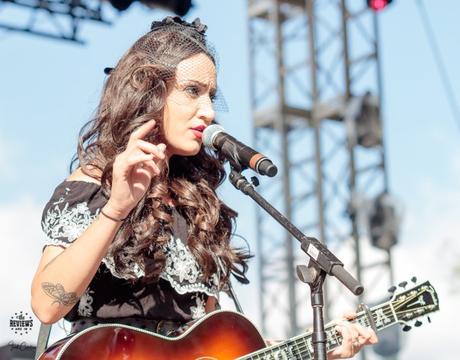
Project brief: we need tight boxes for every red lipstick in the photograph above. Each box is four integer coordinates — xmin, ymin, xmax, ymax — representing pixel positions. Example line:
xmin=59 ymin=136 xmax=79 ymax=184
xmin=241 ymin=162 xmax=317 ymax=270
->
xmin=191 ymin=125 xmax=206 ymax=139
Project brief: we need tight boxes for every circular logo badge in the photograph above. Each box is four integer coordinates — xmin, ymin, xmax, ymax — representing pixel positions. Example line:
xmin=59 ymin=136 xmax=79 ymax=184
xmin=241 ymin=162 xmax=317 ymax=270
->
xmin=10 ymin=311 xmax=33 ymax=336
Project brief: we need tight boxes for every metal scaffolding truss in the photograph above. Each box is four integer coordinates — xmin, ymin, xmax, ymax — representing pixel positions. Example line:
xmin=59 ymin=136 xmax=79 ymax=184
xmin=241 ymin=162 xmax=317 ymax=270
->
xmin=0 ymin=0 xmax=109 ymax=43
xmin=248 ymin=0 xmax=394 ymax=350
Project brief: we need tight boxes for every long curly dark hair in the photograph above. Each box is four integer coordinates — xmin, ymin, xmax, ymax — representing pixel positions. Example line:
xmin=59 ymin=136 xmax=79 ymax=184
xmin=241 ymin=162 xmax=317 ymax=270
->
xmin=71 ymin=17 xmax=251 ymax=287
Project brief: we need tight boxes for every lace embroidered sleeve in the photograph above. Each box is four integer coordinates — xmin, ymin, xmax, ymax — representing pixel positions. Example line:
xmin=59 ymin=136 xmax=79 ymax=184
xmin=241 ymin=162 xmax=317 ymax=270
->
xmin=41 ymin=181 xmax=106 ymax=250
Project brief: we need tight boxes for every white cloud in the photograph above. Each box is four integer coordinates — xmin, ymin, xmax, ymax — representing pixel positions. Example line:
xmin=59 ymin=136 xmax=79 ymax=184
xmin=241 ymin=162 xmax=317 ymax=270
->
xmin=391 ymin=242 xmax=459 ymax=360
xmin=0 ymin=198 xmax=67 ymax=348
xmin=391 ymin=159 xmax=460 ymax=359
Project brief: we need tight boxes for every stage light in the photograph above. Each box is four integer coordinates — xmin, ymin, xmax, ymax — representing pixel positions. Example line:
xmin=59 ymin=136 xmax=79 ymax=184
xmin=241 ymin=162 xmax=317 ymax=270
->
xmin=368 ymin=193 xmax=401 ymax=251
xmin=108 ymin=0 xmax=192 ymax=15
xmin=345 ymin=92 xmax=382 ymax=148
xmin=367 ymin=0 xmax=393 ymax=12
xmin=108 ymin=0 xmax=133 ymax=11
xmin=140 ymin=0 xmax=192 ymax=16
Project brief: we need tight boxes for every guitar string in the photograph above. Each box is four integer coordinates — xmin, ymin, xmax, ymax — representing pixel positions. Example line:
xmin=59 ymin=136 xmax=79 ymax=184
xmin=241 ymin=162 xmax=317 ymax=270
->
xmin=248 ymin=306 xmax=418 ymax=360
xmin=245 ymin=295 xmax=432 ymax=360
xmin=298 ymin=306 xmax=409 ymax=356
xmin=279 ymin=290 xmax=434 ymax=359
xmin=286 ymin=307 xmax=396 ymax=359
xmin=293 ymin=301 xmax=432 ymax=360
xmin=251 ymin=312 xmax=381 ymax=359
xmin=293 ymin=320 xmax=366 ymax=359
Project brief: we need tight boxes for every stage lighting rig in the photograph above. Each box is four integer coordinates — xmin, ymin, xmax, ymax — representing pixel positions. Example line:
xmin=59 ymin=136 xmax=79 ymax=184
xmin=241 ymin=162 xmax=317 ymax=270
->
xmin=0 ymin=0 xmax=193 ymax=43
xmin=108 ymin=0 xmax=192 ymax=15
xmin=367 ymin=0 xmax=393 ymax=12
xmin=0 ymin=0 xmax=108 ymax=43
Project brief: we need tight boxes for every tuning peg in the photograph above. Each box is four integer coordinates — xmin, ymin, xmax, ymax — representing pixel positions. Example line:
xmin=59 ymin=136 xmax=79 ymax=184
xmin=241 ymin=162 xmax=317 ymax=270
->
xmin=411 ymin=276 xmax=417 ymax=283
xmin=388 ymin=285 xmax=397 ymax=293
xmin=427 ymin=316 xmax=431 ymax=323
xmin=398 ymin=281 xmax=408 ymax=289
xmin=402 ymin=325 xmax=412 ymax=332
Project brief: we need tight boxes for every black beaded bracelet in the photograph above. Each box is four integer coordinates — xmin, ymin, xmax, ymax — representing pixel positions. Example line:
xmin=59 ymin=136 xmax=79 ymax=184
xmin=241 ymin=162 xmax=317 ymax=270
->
xmin=100 ymin=208 xmax=127 ymax=222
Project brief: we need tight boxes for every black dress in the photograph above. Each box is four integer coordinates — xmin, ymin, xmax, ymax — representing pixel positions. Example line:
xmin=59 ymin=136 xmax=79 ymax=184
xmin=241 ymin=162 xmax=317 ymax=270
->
xmin=41 ymin=180 xmax=222 ymax=334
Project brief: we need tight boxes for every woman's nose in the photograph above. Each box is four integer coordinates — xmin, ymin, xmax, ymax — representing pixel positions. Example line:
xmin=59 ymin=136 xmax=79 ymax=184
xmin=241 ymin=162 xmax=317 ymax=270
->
xmin=197 ymin=97 xmax=215 ymax=124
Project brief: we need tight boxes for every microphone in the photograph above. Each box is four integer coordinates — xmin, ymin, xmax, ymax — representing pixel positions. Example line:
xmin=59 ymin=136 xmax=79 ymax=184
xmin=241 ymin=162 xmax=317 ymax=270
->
xmin=202 ymin=124 xmax=278 ymax=177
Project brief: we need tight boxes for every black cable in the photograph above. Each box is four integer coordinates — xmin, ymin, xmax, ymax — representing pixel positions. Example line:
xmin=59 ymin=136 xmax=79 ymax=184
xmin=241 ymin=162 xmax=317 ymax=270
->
xmin=416 ymin=0 xmax=460 ymax=134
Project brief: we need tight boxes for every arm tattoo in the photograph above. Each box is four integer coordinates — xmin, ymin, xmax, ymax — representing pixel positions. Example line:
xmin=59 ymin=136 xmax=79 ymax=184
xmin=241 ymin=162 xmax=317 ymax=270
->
xmin=41 ymin=282 xmax=79 ymax=306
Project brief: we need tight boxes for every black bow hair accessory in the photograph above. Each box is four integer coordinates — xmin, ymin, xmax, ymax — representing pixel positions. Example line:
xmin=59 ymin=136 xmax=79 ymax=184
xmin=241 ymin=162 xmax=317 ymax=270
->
xmin=150 ymin=16 xmax=207 ymax=35
xmin=103 ymin=17 xmax=207 ymax=75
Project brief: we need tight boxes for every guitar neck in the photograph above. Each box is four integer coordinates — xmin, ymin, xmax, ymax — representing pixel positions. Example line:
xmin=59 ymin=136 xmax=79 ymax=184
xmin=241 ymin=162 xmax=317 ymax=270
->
xmin=241 ymin=302 xmax=397 ymax=360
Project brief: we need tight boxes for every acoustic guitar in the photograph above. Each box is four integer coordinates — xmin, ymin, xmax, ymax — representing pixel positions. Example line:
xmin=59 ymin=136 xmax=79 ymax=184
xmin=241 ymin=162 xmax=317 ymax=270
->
xmin=38 ymin=280 xmax=439 ymax=360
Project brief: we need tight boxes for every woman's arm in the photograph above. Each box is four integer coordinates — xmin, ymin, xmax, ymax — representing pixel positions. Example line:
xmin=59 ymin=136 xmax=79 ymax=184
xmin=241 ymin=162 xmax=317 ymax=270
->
xmin=30 ymin=201 xmax=124 ymax=324
xmin=31 ymin=119 xmax=166 ymax=324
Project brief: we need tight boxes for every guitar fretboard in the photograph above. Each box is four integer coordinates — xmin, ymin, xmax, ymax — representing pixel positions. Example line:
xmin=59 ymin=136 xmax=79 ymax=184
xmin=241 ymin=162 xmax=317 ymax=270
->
xmin=240 ymin=303 xmax=396 ymax=360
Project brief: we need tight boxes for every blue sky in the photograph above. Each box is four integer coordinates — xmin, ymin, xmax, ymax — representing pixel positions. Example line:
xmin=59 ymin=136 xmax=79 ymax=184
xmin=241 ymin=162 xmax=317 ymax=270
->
xmin=1 ymin=1 xmax=459 ymax=359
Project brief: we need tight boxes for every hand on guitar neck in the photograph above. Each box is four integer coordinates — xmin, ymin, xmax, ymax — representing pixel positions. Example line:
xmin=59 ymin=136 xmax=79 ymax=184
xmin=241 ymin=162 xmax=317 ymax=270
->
xmin=265 ymin=311 xmax=378 ymax=359
xmin=328 ymin=312 xmax=378 ymax=359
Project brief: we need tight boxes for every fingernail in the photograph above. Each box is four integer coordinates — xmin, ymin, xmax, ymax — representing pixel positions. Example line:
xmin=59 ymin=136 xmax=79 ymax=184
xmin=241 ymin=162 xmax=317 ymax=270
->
xmin=158 ymin=143 xmax=166 ymax=152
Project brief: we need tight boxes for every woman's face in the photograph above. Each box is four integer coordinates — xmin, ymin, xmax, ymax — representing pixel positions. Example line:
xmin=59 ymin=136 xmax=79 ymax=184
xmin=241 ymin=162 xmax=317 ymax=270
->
xmin=162 ymin=52 xmax=217 ymax=157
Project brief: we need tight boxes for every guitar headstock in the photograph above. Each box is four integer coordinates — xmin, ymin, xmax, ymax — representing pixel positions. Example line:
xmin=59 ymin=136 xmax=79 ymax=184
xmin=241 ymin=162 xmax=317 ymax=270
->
xmin=390 ymin=280 xmax=439 ymax=328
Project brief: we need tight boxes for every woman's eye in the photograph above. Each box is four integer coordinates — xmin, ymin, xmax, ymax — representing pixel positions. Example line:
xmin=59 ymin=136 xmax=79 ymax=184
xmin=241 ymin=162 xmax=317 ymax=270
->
xmin=185 ymin=86 xmax=200 ymax=97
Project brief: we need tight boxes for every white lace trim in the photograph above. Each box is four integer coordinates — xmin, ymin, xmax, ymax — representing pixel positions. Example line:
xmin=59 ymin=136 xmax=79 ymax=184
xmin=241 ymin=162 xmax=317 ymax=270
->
xmin=43 ymin=237 xmax=74 ymax=248
xmin=190 ymin=294 xmax=207 ymax=320
xmin=78 ymin=288 xmax=95 ymax=317
xmin=42 ymin=187 xmax=99 ymax=245
xmin=159 ymin=236 xmax=220 ymax=298
xmin=42 ymin=190 xmax=220 ymax=298
xmin=101 ymin=254 xmax=145 ymax=280
xmin=101 ymin=236 xmax=220 ymax=299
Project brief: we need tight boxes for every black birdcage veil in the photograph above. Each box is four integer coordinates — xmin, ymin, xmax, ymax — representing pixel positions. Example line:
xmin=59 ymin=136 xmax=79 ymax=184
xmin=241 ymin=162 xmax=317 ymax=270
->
xmin=131 ymin=16 xmax=229 ymax=113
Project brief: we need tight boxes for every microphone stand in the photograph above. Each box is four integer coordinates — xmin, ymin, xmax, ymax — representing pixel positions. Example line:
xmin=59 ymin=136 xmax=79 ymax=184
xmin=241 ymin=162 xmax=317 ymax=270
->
xmin=228 ymin=169 xmax=364 ymax=360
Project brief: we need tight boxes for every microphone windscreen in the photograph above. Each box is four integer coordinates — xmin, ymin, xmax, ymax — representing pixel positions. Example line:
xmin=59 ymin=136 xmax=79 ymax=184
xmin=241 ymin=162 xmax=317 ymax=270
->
xmin=202 ymin=124 xmax=225 ymax=150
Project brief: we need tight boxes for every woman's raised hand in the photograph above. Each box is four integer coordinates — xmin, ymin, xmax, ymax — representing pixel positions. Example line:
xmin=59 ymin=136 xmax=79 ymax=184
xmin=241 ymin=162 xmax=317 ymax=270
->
xmin=105 ymin=120 xmax=166 ymax=220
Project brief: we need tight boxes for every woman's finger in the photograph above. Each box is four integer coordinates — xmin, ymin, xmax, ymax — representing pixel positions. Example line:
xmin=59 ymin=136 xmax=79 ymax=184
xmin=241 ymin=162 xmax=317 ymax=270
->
xmin=337 ymin=321 xmax=359 ymax=341
xmin=128 ymin=120 xmax=156 ymax=144
xmin=355 ymin=323 xmax=378 ymax=344
xmin=136 ymin=140 xmax=166 ymax=160
xmin=139 ymin=159 xmax=161 ymax=176
xmin=342 ymin=312 xmax=357 ymax=321
xmin=130 ymin=160 xmax=161 ymax=184
xmin=336 ymin=321 xmax=360 ymax=357
xmin=331 ymin=319 xmax=378 ymax=359
xmin=126 ymin=153 xmax=155 ymax=167
xmin=333 ymin=327 xmax=353 ymax=358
